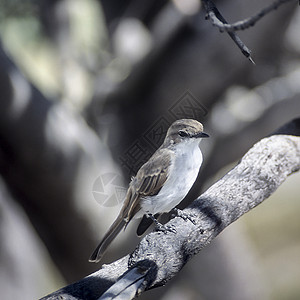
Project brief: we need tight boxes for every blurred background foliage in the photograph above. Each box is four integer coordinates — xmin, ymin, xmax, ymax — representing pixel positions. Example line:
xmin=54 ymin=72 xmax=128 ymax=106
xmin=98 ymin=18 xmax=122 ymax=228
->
xmin=0 ymin=0 xmax=299 ymax=299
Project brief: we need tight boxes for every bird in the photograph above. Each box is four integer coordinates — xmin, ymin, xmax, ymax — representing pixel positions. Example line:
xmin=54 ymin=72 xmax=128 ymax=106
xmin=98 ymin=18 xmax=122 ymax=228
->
xmin=89 ymin=119 xmax=209 ymax=263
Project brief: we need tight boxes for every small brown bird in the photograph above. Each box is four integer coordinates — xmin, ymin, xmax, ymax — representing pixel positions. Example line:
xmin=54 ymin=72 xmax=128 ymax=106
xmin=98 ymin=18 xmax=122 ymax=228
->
xmin=89 ymin=119 xmax=209 ymax=263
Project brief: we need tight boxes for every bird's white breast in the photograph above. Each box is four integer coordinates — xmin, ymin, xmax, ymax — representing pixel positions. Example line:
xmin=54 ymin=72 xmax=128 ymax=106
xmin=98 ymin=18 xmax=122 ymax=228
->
xmin=140 ymin=140 xmax=203 ymax=215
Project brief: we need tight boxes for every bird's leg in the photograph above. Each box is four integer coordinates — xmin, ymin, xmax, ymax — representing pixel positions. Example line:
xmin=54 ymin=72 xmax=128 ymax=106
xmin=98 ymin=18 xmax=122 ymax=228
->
xmin=171 ymin=208 xmax=196 ymax=225
xmin=146 ymin=213 xmax=177 ymax=234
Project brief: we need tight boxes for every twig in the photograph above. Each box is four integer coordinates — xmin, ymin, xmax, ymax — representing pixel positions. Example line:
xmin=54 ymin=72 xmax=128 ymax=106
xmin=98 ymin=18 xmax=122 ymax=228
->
xmin=202 ymin=0 xmax=254 ymax=63
xmin=203 ymin=0 xmax=297 ymax=32
xmin=202 ymin=0 xmax=297 ymax=62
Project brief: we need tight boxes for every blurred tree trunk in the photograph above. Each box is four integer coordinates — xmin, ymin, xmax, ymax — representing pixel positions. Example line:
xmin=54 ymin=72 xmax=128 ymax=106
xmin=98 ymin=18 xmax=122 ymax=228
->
xmin=0 ymin=176 xmax=63 ymax=300
xmin=0 ymin=43 xmax=118 ymax=281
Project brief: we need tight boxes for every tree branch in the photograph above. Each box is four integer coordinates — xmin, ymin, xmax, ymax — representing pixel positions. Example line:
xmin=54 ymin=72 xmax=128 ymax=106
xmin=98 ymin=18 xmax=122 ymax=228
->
xmin=202 ymin=0 xmax=297 ymax=62
xmin=41 ymin=118 xmax=300 ymax=300
xmin=202 ymin=0 xmax=254 ymax=63
xmin=203 ymin=0 xmax=297 ymax=32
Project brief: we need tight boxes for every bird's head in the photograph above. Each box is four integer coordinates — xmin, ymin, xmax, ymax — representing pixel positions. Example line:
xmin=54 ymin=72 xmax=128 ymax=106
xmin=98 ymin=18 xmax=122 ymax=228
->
xmin=164 ymin=119 xmax=209 ymax=146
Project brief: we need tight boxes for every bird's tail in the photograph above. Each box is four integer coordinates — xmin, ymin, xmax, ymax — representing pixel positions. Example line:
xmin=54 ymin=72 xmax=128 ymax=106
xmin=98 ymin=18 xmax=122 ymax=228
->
xmin=89 ymin=215 xmax=126 ymax=263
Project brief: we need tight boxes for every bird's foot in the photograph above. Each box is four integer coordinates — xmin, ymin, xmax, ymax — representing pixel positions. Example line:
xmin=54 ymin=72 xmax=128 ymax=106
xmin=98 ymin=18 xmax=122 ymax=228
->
xmin=146 ymin=214 xmax=177 ymax=234
xmin=171 ymin=208 xmax=196 ymax=225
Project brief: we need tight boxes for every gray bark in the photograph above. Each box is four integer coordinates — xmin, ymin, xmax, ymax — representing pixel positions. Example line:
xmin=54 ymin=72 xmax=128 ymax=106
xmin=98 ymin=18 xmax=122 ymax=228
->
xmin=40 ymin=119 xmax=300 ymax=300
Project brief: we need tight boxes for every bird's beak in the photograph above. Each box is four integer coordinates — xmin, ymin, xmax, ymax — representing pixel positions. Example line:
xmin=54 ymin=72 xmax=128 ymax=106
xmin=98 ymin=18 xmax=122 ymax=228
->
xmin=194 ymin=132 xmax=209 ymax=138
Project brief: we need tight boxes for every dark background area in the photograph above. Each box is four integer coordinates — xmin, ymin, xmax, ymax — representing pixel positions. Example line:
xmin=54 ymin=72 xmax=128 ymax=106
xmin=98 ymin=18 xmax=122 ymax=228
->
xmin=0 ymin=0 xmax=299 ymax=299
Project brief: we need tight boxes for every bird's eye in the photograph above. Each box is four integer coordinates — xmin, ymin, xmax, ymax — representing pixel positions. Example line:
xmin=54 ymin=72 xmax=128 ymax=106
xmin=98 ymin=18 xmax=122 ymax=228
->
xmin=178 ymin=130 xmax=189 ymax=137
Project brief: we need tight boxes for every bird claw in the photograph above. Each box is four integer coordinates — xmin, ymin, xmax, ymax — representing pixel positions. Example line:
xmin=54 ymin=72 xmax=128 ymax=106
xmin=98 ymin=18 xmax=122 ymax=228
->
xmin=156 ymin=223 xmax=177 ymax=234
xmin=146 ymin=213 xmax=177 ymax=234
xmin=171 ymin=208 xmax=196 ymax=225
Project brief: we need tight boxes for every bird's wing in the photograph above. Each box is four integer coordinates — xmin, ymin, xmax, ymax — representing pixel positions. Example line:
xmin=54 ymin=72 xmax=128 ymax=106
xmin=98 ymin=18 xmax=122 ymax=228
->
xmin=136 ymin=148 xmax=173 ymax=196
xmin=89 ymin=149 xmax=173 ymax=262
xmin=123 ymin=148 xmax=174 ymax=222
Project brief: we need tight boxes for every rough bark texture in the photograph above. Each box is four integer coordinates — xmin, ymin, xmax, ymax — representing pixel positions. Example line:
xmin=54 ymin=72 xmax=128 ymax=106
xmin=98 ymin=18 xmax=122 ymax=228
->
xmin=41 ymin=119 xmax=300 ymax=300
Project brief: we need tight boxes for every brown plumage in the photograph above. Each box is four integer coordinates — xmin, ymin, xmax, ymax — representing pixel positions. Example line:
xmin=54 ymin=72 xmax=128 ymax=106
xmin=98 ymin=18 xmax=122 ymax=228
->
xmin=89 ymin=119 xmax=208 ymax=263
xmin=89 ymin=148 xmax=172 ymax=262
